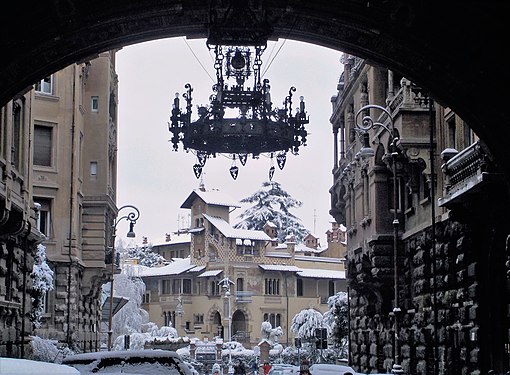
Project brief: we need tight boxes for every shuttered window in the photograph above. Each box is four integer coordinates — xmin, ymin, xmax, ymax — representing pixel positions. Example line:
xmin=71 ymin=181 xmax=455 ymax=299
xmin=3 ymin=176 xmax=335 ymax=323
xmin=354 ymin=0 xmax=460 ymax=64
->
xmin=34 ymin=125 xmax=52 ymax=166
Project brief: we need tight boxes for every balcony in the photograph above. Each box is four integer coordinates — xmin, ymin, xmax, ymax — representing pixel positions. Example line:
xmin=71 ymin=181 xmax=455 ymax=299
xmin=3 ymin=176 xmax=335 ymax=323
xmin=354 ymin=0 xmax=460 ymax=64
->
xmin=438 ymin=141 xmax=502 ymax=208
xmin=231 ymin=331 xmax=250 ymax=343
xmin=234 ymin=291 xmax=253 ymax=303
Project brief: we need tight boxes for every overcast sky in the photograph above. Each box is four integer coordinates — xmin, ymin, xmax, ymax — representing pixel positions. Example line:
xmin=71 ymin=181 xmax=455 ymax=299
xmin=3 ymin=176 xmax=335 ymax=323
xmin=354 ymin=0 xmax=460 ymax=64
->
xmin=115 ymin=37 xmax=343 ymax=245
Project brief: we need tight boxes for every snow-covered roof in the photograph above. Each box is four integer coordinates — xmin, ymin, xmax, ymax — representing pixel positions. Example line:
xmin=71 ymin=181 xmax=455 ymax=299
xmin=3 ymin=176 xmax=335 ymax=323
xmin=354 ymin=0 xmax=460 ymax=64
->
xmin=265 ymin=221 xmax=277 ymax=228
xmin=181 ymin=189 xmax=241 ymax=209
xmin=259 ymin=264 xmax=301 ymax=272
xmin=203 ymin=214 xmax=271 ymax=241
xmin=188 ymin=227 xmax=205 ymax=234
xmin=150 ymin=233 xmax=191 ymax=247
xmin=197 ymin=269 xmax=223 ymax=278
xmin=188 ymin=265 xmax=206 ymax=273
xmin=137 ymin=258 xmax=197 ymax=277
xmin=294 ymin=243 xmax=327 ymax=254
xmin=296 ymin=269 xmax=346 ymax=279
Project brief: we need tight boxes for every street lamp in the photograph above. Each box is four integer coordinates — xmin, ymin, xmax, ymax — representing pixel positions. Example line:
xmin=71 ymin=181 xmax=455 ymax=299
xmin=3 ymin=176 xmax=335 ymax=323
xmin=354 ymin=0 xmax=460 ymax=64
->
xmin=220 ymin=277 xmax=234 ymax=374
xmin=107 ymin=204 xmax=140 ymax=351
xmin=353 ymin=104 xmax=402 ymax=374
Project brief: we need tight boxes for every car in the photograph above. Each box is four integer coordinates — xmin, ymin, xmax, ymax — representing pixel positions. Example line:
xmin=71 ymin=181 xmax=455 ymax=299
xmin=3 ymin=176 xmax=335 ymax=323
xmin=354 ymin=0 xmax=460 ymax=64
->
xmin=61 ymin=349 xmax=193 ymax=375
xmin=0 ymin=357 xmax=80 ymax=374
xmin=268 ymin=364 xmax=300 ymax=375
xmin=309 ymin=363 xmax=357 ymax=375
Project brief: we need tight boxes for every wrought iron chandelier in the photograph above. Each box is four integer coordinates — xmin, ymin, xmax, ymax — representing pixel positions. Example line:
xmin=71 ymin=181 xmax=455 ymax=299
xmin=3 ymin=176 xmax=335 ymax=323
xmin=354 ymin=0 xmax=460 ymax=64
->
xmin=168 ymin=2 xmax=309 ymax=180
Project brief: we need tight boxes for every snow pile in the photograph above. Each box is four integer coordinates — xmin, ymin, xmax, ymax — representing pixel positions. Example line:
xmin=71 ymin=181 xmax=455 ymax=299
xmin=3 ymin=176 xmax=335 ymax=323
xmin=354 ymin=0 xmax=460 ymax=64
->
xmin=0 ymin=357 xmax=79 ymax=374
xmin=29 ymin=336 xmax=74 ymax=364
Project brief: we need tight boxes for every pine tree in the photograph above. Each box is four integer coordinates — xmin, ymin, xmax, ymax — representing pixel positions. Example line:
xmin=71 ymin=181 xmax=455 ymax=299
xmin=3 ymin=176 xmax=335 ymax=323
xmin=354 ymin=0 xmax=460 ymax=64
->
xmin=234 ymin=181 xmax=309 ymax=243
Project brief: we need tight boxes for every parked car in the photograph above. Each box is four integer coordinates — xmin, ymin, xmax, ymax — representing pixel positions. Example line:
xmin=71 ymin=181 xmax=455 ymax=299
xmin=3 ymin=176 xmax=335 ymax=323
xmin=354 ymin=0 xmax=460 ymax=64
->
xmin=61 ymin=349 xmax=193 ymax=374
xmin=0 ymin=357 xmax=80 ymax=374
xmin=268 ymin=364 xmax=300 ymax=375
xmin=309 ymin=363 xmax=357 ymax=375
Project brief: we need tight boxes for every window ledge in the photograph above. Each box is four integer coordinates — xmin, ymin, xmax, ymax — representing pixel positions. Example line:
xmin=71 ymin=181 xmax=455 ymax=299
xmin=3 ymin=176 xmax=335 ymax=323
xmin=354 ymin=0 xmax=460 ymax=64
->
xmin=34 ymin=92 xmax=59 ymax=102
xmin=404 ymin=207 xmax=415 ymax=216
xmin=420 ymin=197 xmax=431 ymax=206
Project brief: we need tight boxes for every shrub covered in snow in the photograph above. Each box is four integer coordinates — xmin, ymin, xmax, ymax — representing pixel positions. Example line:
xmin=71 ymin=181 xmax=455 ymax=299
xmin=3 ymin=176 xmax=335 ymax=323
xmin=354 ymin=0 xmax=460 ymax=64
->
xmin=31 ymin=244 xmax=54 ymax=328
xmin=30 ymin=336 xmax=74 ymax=363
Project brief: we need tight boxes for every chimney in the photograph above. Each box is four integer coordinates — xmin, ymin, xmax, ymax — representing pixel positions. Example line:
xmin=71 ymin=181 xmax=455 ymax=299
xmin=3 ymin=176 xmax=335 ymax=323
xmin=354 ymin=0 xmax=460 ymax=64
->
xmin=142 ymin=236 xmax=148 ymax=245
xmin=165 ymin=233 xmax=171 ymax=242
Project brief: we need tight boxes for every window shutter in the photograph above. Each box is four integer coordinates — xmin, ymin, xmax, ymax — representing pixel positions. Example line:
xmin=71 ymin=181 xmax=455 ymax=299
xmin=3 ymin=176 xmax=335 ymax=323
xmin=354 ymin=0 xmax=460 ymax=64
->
xmin=34 ymin=125 xmax=52 ymax=166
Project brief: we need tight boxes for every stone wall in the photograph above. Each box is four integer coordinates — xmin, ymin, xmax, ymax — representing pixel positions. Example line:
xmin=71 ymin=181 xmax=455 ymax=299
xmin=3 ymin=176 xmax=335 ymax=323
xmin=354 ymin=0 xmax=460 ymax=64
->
xmin=347 ymin=218 xmax=503 ymax=374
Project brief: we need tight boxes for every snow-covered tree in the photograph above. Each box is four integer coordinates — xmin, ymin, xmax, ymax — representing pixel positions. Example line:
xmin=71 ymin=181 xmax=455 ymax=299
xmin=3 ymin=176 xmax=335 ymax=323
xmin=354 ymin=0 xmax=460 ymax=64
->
xmin=323 ymin=291 xmax=348 ymax=349
xmin=290 ymin=308 xmax=324 ymax=341
xmin=235 ymin=181 xmax=309 ymax=243
xmin=125 ymin=243 xmax=166 ymax=267
xmin=111 ymin=273 xmax=149 ymax=338
xmin=261 ymin=321 xmax=283 ymax=345
xmin=31 ymin=244 xmax=54 ymax=328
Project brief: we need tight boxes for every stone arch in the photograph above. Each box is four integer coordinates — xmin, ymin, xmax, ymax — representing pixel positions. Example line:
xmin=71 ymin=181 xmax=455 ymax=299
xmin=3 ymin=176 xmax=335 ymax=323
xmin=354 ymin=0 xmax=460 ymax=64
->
xmin=232 ymin=309 xmax=248 ymax=338
xmin=0 ymin=2 xmax=508 ymax=177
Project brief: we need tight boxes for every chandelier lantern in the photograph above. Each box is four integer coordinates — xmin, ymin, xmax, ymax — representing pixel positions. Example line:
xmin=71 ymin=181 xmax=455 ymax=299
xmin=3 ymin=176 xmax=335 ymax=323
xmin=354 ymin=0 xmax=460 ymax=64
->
xmin=167 ymin=2 xmax=310 ymax=180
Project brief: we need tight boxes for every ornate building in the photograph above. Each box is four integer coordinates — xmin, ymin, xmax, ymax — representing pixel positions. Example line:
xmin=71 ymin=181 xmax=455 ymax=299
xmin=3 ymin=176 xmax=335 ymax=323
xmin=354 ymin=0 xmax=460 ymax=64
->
xmin=0 ymin=51 xmax=118 ymax=355
xmin=135 ymin=187 xmax=346 ymax=346
xmin=330 ymin=55 xmax=510 ymax=374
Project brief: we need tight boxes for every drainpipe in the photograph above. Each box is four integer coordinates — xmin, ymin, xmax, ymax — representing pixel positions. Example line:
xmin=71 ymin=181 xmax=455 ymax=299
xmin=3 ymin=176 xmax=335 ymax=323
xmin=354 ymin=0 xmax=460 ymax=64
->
xmin=21 ymin=91 xmax=35 ymax=359
xmin=429 ymin=98 xmax=438 ymax=373
xmin=66 ymin=65 xmax=77 ymax=347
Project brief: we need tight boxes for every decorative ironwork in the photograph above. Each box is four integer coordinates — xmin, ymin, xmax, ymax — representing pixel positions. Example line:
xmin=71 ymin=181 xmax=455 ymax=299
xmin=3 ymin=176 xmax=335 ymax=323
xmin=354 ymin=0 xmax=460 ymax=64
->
xmin=168 ymin=2 xmax=309 ymax=179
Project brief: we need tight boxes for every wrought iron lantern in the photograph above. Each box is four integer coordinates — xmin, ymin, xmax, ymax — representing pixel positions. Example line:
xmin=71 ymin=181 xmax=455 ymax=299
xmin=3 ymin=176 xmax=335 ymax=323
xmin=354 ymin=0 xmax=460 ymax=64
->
xmin=167 ymin=3 xmax=309 ymax=180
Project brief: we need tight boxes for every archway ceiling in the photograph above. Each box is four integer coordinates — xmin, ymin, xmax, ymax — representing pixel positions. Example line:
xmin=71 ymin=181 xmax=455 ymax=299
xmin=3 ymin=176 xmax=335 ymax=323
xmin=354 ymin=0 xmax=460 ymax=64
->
xmin=1 ymin=1 xmax=508 ymax=175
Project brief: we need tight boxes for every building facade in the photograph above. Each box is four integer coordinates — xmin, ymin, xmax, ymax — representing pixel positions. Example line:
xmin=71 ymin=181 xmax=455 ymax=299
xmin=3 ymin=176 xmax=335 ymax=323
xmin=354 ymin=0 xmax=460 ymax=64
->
xmin=136 ymin=188 xmax=347 ymax=347
xmin=330 ymin=55 xmax=510 ymax=374
xmin=0 ymin=51 xmax=118 ymax=355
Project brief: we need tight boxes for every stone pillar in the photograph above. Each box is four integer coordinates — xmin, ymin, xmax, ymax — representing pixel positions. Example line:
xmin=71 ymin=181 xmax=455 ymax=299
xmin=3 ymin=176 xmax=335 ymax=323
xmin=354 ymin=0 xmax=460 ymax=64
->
xmin=259 ymin=341 xmax=270 ymax=374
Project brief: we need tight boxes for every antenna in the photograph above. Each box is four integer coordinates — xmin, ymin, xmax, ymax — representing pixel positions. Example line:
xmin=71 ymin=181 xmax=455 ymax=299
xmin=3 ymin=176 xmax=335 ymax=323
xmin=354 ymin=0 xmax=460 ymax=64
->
xmin=313 ymin=209 xmax=317 ymax=234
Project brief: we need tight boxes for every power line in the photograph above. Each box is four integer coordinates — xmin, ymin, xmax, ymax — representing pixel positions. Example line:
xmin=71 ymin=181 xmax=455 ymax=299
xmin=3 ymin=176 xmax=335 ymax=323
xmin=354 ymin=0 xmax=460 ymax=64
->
xmin=181 ymin=37 xmax=215 ymax=83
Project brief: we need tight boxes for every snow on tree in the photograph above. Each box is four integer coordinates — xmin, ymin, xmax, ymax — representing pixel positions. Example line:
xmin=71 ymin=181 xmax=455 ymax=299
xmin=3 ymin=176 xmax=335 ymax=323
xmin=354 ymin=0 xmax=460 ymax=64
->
xmin=31 ymin=244 xmax=54 ymax=328
xmin=111 ymin=273 xmax=149 ymax=338
xmin=261 ymin=321 xmax=283 ymax=345
xmin=290 ymin=308 xmax=324 ymax=341
xmin=323 ymin=292 xmax=348 ymax=342
xmin=234 ymin=181 xmax=309 ymax=243
xmin=30 ymin=336 xmax=74 ymax=363
xmin=124 ymin=242 xmax=166 ymax=267
xmin=112 ymin=321 xmax=188 ymax=351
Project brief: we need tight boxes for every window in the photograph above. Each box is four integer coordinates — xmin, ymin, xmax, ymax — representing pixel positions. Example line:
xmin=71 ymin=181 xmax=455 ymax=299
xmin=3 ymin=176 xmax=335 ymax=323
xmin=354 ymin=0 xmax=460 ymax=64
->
xmin=297 ymin=278 xmax=303 ymax=297
xmin=12 ymin=99 xmax=23 ymax=171
xmin=210 ymin=280 xmax=220 ymax=296
xmin=91 ymin=96 xmax=99 ymax=112
xmin=182 ymin=279 xmax=192 ymax=294
xmin=265 ymin=278 xmax=280 ymax=295
xmin=161 ymin=280 xmax=171 ymax=294
xmin=172 ymin=279 xmax=181 ymax=294
xmin=236 ymin=278 xmax=244 ymax=292
xmin=263 ymin=313 xmax=281 ymax=328
xmin=34 ymin=198 xmax=51 ymax=237
xmin=194 ymin=314 xmax=204 ymax=324
xmin=34 ymin=75 xmax=54 ymax=95
xmin=329 ymin=280 xmax=335 ymax=296
xmin=448 ymin=117 xmax=456 ymax=149
xmin=41 ymin=290 xmax=50 ymax=314
xmin=90 ymin=161 xmax=97 ymax=179
xmin=142 ymin=292 xmax=151 ymax=304
xmin=34 ymin=125 xmax=52 ymax=166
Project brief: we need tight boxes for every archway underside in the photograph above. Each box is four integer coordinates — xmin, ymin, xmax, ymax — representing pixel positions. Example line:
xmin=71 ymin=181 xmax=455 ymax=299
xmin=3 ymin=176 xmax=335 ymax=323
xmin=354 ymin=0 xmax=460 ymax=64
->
xmin=1 ymin=1 xmax=508 ymax=175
